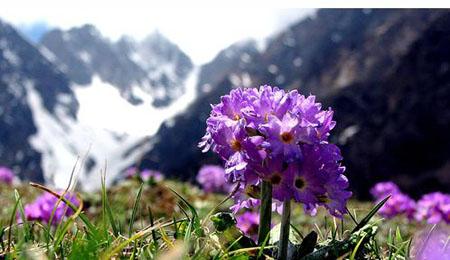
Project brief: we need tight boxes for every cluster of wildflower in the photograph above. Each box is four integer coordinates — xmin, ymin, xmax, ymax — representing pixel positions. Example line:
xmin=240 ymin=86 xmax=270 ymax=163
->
xmin=236 ymin=211 xmax=260 ymax=241
xmin=415 ymin=192 xmax=450 ymax=224
xmin=23 ymin=192 xmax=80 ymax=225
xmin=125 ymin=167 xmax=164 ymax=183
xmin=0 ymin=166 xmax=14 ymax=185
xmin=199 ymin=86 xmax=351 ymax=217
xmin=196 ymin=165 xmax=232 ymax=193
xmin=411 ymin=226 xmax=450 ymax=259
xmin=370 ymin=181 xmax=416 ymax=219
xmin=371 ymin=182 xmax=450 ymax=224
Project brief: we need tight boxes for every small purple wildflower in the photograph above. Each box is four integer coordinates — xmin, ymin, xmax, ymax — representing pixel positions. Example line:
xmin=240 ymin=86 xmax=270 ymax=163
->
xmin=0 ymin=166 xmax=14 ymax=185
xmin=378 ymin=193 xmax=416 ymax=219
xmin=415 ymin=192 xmax=450 ymax=224
xmin=125 ymin=167 xmax=164 ymax=183
xmin=411 ymin=226 xmax=450 ymax=259
xmin=23 ymin=191 xmax=80 ymax=225
xmin=236 ymin=211 xmax=260 ymax=241
xmin=370 ymin=181 xmax=401 ymax=200
xmin=196 ymin=165 xmax=231 ymax=193
xmin=141 ymin=169 xmax=164 ymax=182
xmin=370 ymin=182 xmax=415 ymax=219
xmin=199 ymin=86 xmax=351 ymax=217
xmin=125 ymin=167 xmax=139 ymax=179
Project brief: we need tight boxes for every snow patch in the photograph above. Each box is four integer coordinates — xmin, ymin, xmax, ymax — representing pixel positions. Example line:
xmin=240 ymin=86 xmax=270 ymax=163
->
xmin=27 ymin=68 xmax=199 ymax=190
xmin=2 ymin=48 xmax=21 ymax=67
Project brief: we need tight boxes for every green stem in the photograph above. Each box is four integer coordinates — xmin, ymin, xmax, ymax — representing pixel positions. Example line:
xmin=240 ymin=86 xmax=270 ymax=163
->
xmin=278 ymin=199 xmax=291 ymax=260
xmin=258 ymin=181 xmax=272 ymax=245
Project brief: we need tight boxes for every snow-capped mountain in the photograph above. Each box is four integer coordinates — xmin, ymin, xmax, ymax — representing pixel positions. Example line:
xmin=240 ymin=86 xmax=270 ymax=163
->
xmin=40 ymin=25 xmax=193 ymax=107
xmin=0 ymin=19 xmax=78 ymax=182
xmin=0 ymin=20 xmax=198 ymax=189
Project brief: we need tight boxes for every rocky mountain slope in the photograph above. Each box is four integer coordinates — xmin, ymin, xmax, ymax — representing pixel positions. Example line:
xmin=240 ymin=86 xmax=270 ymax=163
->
xmin=0 ymin=20 xmax=78 ymax=182
xmin=140 ymin=9 xmax=450 ymax=198
xmin=40 ymin=25 xmax=193 ymax=107
xmin=0 ymin=20 xmax=198 ymax=188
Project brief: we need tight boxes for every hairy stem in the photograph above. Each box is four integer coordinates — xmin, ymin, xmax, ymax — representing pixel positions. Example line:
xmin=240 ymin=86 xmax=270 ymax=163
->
xmin=278 ymin=199 xmax=291 ymax=260
xmin=258 ymin=181 xmax=272 ymax=245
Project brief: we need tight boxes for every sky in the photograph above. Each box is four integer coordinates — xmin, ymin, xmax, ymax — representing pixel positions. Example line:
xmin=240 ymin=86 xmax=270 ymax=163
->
xmin=0 ymin=2 xmax=315 ymax=64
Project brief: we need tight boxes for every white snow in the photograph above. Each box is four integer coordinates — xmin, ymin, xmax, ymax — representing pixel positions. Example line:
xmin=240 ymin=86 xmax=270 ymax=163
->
xmin=2 ymin=48 xmax=21 ymax=67
xmin=79 ymin=50 xmax=91 ymax=64
xmin=27 ymin=68 xmax=199 ymax=190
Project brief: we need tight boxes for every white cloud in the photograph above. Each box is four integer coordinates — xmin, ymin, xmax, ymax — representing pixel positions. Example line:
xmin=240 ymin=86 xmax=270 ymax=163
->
xmin=0 ymin=2 xmax=314 ymax=64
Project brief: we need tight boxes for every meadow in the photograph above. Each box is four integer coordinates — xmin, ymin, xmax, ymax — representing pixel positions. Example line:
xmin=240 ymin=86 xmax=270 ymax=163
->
xmin=0 ymin=177 xmax=433 ymax=259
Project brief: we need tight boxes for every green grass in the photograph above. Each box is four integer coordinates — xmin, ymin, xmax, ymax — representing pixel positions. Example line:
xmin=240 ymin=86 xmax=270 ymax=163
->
xmin=0 ymin=180 xmax=423 ymax=259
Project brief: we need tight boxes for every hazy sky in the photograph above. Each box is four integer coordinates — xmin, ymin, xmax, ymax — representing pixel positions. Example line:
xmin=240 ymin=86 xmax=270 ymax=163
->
xmin=0 ymin=2 xmax=314 ymax=64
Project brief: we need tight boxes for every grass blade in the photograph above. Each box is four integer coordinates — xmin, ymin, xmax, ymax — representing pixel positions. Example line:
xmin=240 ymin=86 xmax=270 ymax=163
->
xmin=351 ymin=196 xmax=390 ymax=233
xmin=129 ymin=183 xmax=144 ymax=237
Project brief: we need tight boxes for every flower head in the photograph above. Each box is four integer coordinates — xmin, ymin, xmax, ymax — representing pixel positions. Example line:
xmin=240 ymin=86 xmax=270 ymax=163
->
xmin=23 ymin=192 xmax=80 ymax=225
xmin=141 ymin=169 xmax=164 ymax=182
xmin=196 ymin=165 xmax=232 ymax=193
xmin=125 ymin=167 xmax=139 ymax=179
xmin=378 ymin=193 xmax=416 ymax=219
xmin=370 ymin=181 xmax=401 ymax=200
xmin=199 ymin=86 xmax=351 ymax=217
xmin=0 ymin=167 xmax=14 ymax=185
xmin=415 ymin=192 xmax=450 ymax=224
xmin=236 ymin=211 xmax=260 ymax=241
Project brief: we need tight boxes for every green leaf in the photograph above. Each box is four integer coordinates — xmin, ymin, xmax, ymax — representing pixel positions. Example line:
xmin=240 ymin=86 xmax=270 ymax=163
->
xmin=351 ymin=196 xmax=390 ymax=233
xmin=210 ymin=212 xmax=236 ymax=232
xmin=296 ymin=231 xmax=318 ymax=258
xmin=128 ymin=183 xmax=144 ymax=237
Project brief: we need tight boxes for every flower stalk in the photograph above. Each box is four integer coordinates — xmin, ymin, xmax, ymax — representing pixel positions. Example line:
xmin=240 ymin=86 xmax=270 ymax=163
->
xmin=258 ymin=180 xmax=272 ymax=245
xmin=278 ymin=198 xmax=291 ymax=260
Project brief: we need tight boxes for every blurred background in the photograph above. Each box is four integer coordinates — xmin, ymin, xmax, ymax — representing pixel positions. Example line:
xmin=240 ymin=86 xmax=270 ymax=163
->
xmin=0 ymin=8 xmax=449 ymax=199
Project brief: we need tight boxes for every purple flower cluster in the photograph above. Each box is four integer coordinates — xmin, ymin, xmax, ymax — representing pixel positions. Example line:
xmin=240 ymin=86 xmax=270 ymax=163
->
xmin=370 ymin=181 xmax=400 ymax=199
xmin=196 ymin=165 xmax=232 ymax=193
xmin=411 ymin=226 xmax=450 ymax=259
xmin=236 ymin=211 xmax=260 ymax=241
xmin=141 ymin=169 xmax=164 ymax=182
xmin=23 ymin=192 xmax=80 ymax=225
xmin=371 ymin=182 xmax=450 ymax=224
xmin=415 ymin=192 xmax=450 ymax=224
xmin=0 ymin=166 xmax=14 ymax=185
xmin=199 ymin=86 xmax=351 ymax=217
xmin=125 ymin=167 xmax=164 ymax=183
xmin=370 ymin=181 xmax=416 ymax=219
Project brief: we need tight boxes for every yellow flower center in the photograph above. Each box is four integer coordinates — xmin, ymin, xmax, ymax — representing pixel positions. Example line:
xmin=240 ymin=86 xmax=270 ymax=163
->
xmin=230 ymin=139 xmax=242 ymax=151
xmin=280 ymin=132 xmax=294 ymax=143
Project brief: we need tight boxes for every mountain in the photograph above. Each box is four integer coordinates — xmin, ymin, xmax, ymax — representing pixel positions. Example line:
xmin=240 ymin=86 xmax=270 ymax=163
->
xmin=40 ymin=25 xmax=193 ymax=107
xmin=1 ymin=20 xmax=198 ymax=189
xmin=140 ymin=9 xmax=450 ymax=198
xmin=0 ymin=19 xmax=78 ymax=182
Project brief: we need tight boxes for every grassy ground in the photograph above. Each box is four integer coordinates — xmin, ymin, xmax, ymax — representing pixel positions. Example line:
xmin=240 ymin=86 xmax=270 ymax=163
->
xmin=0 ymin=179 xmax=428 ymax=259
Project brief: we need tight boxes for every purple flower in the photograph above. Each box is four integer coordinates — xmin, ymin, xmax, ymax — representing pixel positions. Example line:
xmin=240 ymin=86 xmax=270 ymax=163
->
xmin=196 ymin=165 xmax=231 ymax=193
xmin=370 ymin=181 xmax=416 ymax=219
xmin=261 ymin=113 xmax=303 ymax=162
xmin=378 ymin=193 xmax=416 ymax=219
xmin=0 ymin=166 xmax=14 ymax=185
xmin=141 ymin=169 xmax=164 ymax=182
xmin=125 ymin=167 xmax=139 ymax=179
xmin=199 ymin=86 xmax=350 ymax=218
xmin=23 ymin=191 xmax=80 ymax=225
xmin=415 ymin=192 xmax=450 ymax=224
xmin=236 ymin=211 xmax=260 ymax=241
xmin=370 ymin=181 xmax=401 ymax=200
xmin=411 ymin=226 xmax=450 ymax=259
